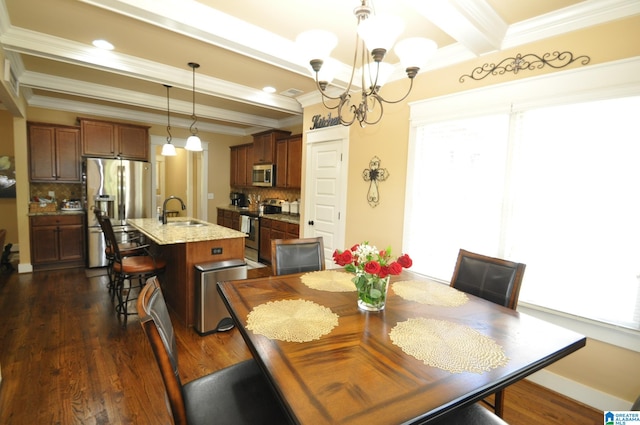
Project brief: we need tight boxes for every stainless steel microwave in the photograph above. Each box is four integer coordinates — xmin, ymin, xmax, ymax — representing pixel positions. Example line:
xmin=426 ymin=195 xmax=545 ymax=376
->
xmin=252 ymin=164 xmax=275 ymax=187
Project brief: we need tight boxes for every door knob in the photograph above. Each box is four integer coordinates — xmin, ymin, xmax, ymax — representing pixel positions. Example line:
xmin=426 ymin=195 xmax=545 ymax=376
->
xmin=308 ymin=220 xmax=314 ymax=226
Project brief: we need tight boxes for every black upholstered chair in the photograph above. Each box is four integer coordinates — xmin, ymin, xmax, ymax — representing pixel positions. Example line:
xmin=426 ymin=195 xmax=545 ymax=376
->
xmin=450 ymin=248 xmax=526 ymax=417
xmin=137 ymin=277 xmax=293 ymax=425
xmin=432 ymin=404 xmax=509 ymax=425
xmin=271 ymin=237 xmax=325 ymax=276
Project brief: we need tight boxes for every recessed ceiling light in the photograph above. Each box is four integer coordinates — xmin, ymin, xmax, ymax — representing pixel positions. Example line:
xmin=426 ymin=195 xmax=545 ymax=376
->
xmin=262 ymin=86 xmax=276 ymax=93
xmin=92 ymin=39 xmax=114 ymax=50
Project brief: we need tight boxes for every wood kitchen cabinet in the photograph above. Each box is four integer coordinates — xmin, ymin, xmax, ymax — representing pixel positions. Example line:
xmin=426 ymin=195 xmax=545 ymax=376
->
xmin=80 ymin=118 xmax=149 ymax=161
xmin=252 ymin=130 xmax=291 ymax=164
xmin=28 ymin=123 xmax=81 ymax=183
xmin=30 ymin=214 xmax=86 ymax=270
xmin=217 ymin=208 xmax=240 ymax=230
xmin=275 ymin=134 xmax=302 ymax=188
xmin=230 ymin=143 xmax=253 ymax=187
xmin=259 ymin=217 xmax=300 ymax=263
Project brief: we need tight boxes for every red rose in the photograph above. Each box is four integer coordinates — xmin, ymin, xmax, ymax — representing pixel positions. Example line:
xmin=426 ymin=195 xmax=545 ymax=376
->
xmin=337 ymin=250 xmax=353 ymax=266
xmin=387 ymin=261 xmax=403 ymax=275
xmin=350 ymin=244 xmax=360 ymax=252
xmin=397 ymin=254 xmax=413 ymax=269
xmin=364 ymin=261 xmax=381 ymax=275
xmin=379 ymin=266 xmax=390 ymax=278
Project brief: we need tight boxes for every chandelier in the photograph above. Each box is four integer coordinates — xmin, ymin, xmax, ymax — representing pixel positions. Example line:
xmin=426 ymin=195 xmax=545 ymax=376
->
xmin=297 ymin=0 xmax=437 ymax=127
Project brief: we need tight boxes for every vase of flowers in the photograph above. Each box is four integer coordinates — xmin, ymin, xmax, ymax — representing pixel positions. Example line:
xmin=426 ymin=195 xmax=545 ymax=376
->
xmin=333 ymin=242 xmax=412 ymax=311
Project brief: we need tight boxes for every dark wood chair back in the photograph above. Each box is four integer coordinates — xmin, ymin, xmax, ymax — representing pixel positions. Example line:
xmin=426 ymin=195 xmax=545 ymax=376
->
xmin=271 ymin=237 xmax=325 ymax=276
xmin=450 ymin=248 xmax=526 ymax=310
xmin=138 ymin=277 xmax=188 ymax=425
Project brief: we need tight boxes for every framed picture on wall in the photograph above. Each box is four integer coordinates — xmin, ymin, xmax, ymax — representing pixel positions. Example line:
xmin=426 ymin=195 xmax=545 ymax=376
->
xmin=0 ymin=156 xmax=16 ymax=198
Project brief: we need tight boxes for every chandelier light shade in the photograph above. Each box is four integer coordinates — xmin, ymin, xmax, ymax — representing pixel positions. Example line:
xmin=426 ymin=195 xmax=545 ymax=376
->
xmin=298 ymin=0 xmax=437 ymax=127
xmin=161 ymin=84 xmax=177 ymax=156
xmin=185 ymin=62 xmax=203 ymax=152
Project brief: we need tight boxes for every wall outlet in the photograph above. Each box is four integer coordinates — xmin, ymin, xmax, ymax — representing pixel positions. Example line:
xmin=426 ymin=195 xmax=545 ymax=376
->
xmin=211 ymin=247 xmax=223 ymax=255
xmin=48 ymin=191 xmax=55 ymax=197
xmin=207 ymin=193 xmax=214 ymax=200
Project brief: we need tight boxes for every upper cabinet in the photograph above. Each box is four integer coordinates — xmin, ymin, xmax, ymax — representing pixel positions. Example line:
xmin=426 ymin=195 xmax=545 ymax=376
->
xmin=80 ymin=118 xmax=149 ymax=161
xmin=252 ymin=130 xmax=291 ymax=164
xmin=28 ymin=122 xmax=81 ymax=183
xmin=275 ymin=134 xmax=302 ymax=189
xmin=230 ymin=143 xmax=253 ymax=187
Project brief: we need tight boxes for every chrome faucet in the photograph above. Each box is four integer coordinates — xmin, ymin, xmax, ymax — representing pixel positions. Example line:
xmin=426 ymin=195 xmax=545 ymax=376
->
xmin=162 ymin=196 xmax=186 ymax=224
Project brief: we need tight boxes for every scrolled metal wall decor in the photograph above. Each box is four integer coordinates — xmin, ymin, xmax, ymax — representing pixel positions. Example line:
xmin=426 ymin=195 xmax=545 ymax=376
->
xmin=459 ymin=51 xmax=590 ymax=83
xmin=362 ymin=156 xmax=389 ymax=208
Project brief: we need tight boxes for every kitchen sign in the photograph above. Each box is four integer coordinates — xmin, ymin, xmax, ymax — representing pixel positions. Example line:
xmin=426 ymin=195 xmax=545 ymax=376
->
xmin=310 ymin=113 xmax=340 ymax=130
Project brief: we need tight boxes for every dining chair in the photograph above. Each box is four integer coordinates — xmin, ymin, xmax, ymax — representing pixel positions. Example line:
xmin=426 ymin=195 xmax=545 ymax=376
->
xmin=432 ymin=404 xmax=509 ymax=425
xmin=137 ymin=277 xmax=293 ymax=425
xmin=101 ymin=215 xmax=165 ymax=324
xmin=271 ymin=237 xmax=325 ymax=276
xmin=450 ymin=248 xmax=526 ymax=417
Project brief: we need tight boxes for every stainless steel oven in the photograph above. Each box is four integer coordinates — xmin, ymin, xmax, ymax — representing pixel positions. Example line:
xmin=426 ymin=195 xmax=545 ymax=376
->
xmin=242 ymin=214 xmax=260 ymax=262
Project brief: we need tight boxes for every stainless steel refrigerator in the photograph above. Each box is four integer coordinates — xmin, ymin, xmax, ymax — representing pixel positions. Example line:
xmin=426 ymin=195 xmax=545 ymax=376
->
xmin=84 ymin=158 xmax=152 ymax=268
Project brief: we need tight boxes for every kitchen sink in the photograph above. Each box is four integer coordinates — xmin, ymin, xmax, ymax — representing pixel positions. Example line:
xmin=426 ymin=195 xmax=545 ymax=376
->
xmin=166 ymin=220 xmax=208 ymax=227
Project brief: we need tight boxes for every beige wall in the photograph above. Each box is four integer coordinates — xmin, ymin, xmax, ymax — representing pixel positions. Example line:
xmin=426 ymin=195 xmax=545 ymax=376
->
xmin=300 ymin=15 xmax=640 ymax=407
xmin=0 ymin=111 xmax=17 ymax=245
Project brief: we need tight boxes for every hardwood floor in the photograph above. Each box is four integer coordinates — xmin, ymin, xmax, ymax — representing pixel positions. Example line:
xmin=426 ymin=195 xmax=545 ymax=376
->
xmin=0 ymin=267 xmax=602 ymax=424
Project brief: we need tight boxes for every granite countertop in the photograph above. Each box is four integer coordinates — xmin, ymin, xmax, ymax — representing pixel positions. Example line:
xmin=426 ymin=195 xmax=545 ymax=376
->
xmin=127 ymin=217 xmax=247 ymax=245
xmin=217 ymin=205 xmax=300 ymax=224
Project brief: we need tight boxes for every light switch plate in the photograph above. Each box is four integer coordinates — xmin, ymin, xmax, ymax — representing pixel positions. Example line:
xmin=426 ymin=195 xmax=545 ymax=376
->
xmin=207 ymin=193 xmax=214 ymax=199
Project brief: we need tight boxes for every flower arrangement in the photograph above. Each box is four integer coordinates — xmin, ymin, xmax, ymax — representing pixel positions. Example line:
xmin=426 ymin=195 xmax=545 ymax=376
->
xmin=333 ymin=242 xmax=412 ymax=311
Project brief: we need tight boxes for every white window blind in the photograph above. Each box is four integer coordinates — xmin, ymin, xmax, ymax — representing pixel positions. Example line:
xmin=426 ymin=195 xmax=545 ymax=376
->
xmin=405 ymin=96 xmax=640 ymax=330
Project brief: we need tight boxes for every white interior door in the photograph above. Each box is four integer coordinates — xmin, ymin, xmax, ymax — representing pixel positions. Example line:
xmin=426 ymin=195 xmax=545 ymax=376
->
xmin=305 ymin=126 xmax=349 ymax=268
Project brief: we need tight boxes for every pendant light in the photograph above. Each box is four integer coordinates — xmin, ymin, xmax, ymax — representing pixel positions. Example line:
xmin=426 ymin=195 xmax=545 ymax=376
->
xmin=185 ymin=62 xmax=203 ymax=151
xmin=161 ymin=84 xmax=177 ymax=156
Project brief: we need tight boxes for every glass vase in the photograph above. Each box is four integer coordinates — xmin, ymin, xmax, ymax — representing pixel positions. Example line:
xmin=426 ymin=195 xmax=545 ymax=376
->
xmin=354 ymin=273 xmax=391 ymax=312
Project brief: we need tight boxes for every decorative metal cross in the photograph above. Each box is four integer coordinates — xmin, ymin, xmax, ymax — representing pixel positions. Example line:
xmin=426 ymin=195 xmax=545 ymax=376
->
xmin=362 ymin=156 xmax=389 ymax=208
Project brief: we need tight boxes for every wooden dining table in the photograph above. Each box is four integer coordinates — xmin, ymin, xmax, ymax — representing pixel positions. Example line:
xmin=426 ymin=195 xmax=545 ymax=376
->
xmin=217 ymin=270 xmax=586 ymax=425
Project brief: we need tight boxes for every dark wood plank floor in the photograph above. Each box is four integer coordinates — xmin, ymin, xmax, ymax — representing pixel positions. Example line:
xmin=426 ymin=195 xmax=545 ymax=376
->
xmin=0 ymin=267 xmax=603 ymax=424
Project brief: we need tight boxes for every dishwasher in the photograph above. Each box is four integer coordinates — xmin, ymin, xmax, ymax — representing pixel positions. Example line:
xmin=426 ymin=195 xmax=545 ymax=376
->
xmin=194 ymin=259 xmax=247 ymax=335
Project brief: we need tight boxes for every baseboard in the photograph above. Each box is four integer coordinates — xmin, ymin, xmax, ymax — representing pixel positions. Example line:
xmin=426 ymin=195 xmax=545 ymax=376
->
xmin=528 ymin=369 xmax=632 ymax=412
xmin=18 ymin=263 xmax=33 ymax=273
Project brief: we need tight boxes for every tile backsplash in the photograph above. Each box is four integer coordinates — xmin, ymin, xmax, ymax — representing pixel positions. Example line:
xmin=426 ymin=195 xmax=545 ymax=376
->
xmin=30 ymin=183 xmax=83 ymax=204
xmin=232 ymin=187 xmax=300 ymax=203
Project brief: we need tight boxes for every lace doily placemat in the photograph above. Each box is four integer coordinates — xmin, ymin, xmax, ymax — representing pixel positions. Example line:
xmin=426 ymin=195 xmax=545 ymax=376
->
xmin=392 ymin=280 xmax=469 ymax=307
xmin=389 ymin=318 xmax=508 ymax=373
xmin=246 ymin=299 xmax=339 ymax=342
xmin=300 ymin=270 xmax=356 ymax=292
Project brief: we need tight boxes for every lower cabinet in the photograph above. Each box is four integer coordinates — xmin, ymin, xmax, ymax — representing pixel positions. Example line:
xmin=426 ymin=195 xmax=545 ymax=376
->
xmin=217 ymin=209 xmax=239 ymax=230
xmin=259 ymin=217 xmax=299 ymax=263
xmin=30 ymin=214 xmax=86 ymax=270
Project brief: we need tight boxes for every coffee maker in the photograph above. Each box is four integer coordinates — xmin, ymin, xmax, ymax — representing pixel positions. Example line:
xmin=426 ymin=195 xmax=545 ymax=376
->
xmin=230 ymin=192 xmax=246 ymax=207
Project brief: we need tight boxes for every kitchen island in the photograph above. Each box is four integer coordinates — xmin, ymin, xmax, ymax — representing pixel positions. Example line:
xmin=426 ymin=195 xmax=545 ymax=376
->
xmin=127 ymin=217 xmax=246 ymax=327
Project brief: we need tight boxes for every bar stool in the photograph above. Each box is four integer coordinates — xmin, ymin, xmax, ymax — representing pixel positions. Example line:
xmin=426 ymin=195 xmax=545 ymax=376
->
xmin=94 ymin=210 xmax=141 ymax=297
xmin=101 ymin=215 xmax=166 ymax=324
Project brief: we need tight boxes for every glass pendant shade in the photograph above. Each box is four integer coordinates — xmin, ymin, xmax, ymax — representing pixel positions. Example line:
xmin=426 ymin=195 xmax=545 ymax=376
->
xmin=363 ymin=62 xmax=394 ymax=89
xmin=296 ymin=30 xmax=337 ymax=63
xmin=185 ymin=135 xmax=202 ymax=151
xmin=358 ymin=15 xmax=404 ymax=54
xmin=161 ymin=142 xmax=176 ymax=156
xmin=395 ymin=37 xmax=438 ymax=70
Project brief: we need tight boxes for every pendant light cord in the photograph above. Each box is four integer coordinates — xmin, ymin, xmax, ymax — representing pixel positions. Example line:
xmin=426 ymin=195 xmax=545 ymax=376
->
xmin=188 ymin=62 xmax=200 ymax=136
xmin=164 ymin=84 xmax=172 ymax=143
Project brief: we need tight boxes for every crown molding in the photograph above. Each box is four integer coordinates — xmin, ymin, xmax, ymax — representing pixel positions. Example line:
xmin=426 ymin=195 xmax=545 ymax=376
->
xmin=0 ymin=26 xmax=303 ymax=115
xmin=27 ymin=94 xmax=251 ymax=136
xmin=20 ymin=70 xmax=287 ymax=128
xmin=504 ymin=0 xmax=640 ymax=49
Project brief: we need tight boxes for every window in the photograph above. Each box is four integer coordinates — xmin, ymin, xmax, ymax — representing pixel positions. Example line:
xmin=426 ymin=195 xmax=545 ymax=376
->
xmin=405 ymin=96 xmax=640 ymax=331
